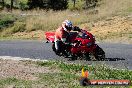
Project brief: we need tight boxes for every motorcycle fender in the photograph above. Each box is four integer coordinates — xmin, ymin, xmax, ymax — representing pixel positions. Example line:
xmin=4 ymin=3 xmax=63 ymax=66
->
xmin=84 ymin=44 xmax=97 ymax=53
xmin=93 ymin=44 xmax=98 ymax=50
xmin=71 ymin=47 xmax=79 ymax=54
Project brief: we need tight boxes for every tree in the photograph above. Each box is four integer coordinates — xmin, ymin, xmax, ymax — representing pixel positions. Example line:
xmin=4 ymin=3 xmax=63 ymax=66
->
xmin=10 ymin=0 xmax=14 ymax=11
xmin=85 ymin=0 xmax=88 ymax=6
xmin=2 ymin=0 xmax=4 ymax=8
xmin=84 ymin=0 xmax=98 ymax=9
xmin=72 ymin=0 xmax=76 ymax=8
xmin=48 ymin=0 xmax=68 ymax=10
xmin=28 ymin=0 xmax=47 ymax=9
xmin=28 ymin=0 xmax=68 ymax=10
xmin=0 ymin=0 xmax=5 ymax=9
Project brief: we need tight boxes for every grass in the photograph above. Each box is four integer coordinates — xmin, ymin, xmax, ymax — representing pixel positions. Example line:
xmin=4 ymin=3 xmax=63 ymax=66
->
xmin=0 ymin=77 xmax=32 ymax=88
xmin=38 ymin=73 xmax=80 ymax=88
xmin=30 ymin=60 xmax=132 ymax=88
xmin=36 ymin=60 xmax=132 ymax=80
xmin=0 ymin=60 xmax=131 ymax=88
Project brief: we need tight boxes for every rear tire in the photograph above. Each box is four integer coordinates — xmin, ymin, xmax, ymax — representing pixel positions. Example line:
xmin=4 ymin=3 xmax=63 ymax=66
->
xmin=52 ymin=43 xmax=61 ymax=56
xmin=52 ymin=43 xmax=56 ymax=52
xmin=52 ymin=42 xmax=69 ymax=57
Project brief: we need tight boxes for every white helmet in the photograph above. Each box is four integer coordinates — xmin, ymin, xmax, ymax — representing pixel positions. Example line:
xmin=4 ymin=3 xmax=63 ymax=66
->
xmin=62 ymin=20 xmax=73 ymax=31
xmin=63 ymin=20 xmax=73 ymax=27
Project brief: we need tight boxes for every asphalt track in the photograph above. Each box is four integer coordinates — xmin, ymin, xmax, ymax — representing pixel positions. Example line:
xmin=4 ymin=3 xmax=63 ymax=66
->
xmin=0 ymin=40 xmax=132 ymax=70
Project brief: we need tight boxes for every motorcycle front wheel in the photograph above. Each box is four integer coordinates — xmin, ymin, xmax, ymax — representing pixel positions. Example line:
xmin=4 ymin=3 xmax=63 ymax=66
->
xmin=94 ymin=46 xmax=105 ymax=61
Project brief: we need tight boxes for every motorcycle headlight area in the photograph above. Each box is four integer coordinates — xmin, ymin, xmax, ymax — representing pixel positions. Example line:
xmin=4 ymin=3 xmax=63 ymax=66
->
xmin=87 ymin=42 xmax=92 ymax=47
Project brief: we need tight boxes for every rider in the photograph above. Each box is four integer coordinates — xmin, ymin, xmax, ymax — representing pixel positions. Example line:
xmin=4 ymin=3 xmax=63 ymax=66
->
xmin=54 ymin=20 xmax=83 ymax=53
xmin=54 ymin=20 xmax=73 ymax=53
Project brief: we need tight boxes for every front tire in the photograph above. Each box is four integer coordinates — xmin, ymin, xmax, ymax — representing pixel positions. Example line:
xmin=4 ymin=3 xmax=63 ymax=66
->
xmin=94 ymin=46 xmax=105 ymax=61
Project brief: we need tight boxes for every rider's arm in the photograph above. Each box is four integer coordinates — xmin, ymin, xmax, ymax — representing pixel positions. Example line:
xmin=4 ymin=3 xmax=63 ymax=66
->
xmin=60 ymin=30 xmax=67 ymax=43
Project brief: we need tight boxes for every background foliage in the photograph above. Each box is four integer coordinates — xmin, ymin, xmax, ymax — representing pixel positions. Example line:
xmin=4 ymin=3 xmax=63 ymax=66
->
xmin=0 ymin=0 xmax=100 ymax=10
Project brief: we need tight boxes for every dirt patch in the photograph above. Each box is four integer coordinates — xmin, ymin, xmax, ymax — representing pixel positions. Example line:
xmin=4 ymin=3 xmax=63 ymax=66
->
xmin=0 ymin=59 xmax=59 ymax=80
xmin=90 ymin=15 xmax=132 ymax=43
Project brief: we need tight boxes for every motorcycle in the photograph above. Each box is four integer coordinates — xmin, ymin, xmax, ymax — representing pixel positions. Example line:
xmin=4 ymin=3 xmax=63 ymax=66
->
xmin=45 ymin=29 xmax=105 ymax=61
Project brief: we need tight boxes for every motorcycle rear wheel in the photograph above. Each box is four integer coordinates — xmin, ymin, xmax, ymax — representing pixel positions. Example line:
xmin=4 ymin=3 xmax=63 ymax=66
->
xmin=52 ymin=43 xmax=61 ymax=56
xmin=52 ymin=43 xmax=70 ymax=57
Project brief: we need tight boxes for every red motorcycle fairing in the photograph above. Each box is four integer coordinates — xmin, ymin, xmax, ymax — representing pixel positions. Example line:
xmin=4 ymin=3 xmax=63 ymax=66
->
xmin=70 ymin=30 xmax=96 ymax=54
xmin=71 ymin=41 xmax=97 ymax=54
xmin=45 ymin=32 xmax=78 ymax=43
xmin=45 ymin=32 xmax=55 ymax=43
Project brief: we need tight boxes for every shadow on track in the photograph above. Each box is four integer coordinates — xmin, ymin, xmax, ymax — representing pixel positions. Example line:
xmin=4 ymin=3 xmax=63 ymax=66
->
xmin=105 ymin=58 xmax=125 ymax=61
xmin=64 ymin=57 xmax=126 ymax=61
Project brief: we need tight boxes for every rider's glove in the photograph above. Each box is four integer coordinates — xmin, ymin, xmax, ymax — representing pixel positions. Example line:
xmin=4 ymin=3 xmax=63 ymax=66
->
xmin=73 ymin=26 xmax=81 ymax=32
xmin=64 ymin=42 xmax=73 ymax=46
xmin=61 ymin=38 xmax=66 ymax=43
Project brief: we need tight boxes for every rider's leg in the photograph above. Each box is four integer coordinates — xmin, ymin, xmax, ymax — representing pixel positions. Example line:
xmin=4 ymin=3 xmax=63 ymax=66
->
xmin=55 ymin=36 xmax=59 ymax=50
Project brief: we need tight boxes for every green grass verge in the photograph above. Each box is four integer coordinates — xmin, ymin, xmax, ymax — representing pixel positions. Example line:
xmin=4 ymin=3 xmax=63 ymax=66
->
xmin=37 ymin=61 xmax=132 ymax=80
xmin=38 ymin=73 xmax=80 ymax=88
xmin=39 ymin=62 xmax=132 ymax=80
xmin=35 ymin=61 xmax=132 ymax=88
xmin=0 ymin=60 xmax=131 ymax=88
